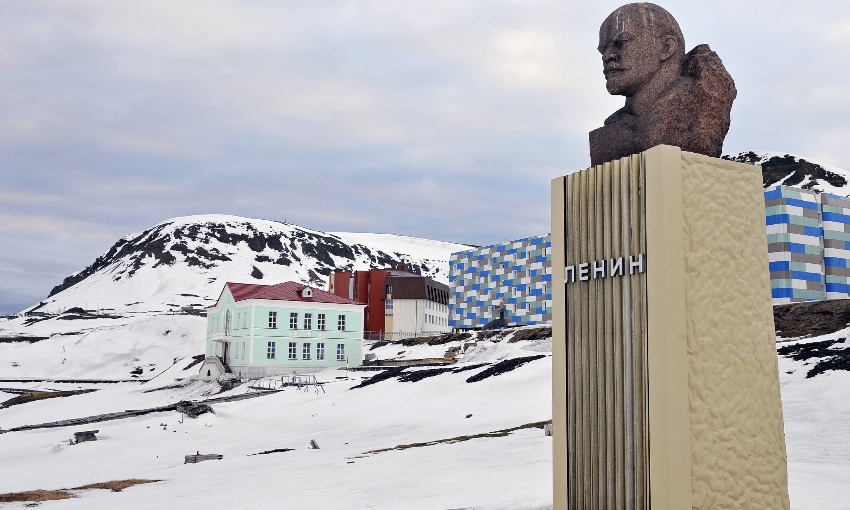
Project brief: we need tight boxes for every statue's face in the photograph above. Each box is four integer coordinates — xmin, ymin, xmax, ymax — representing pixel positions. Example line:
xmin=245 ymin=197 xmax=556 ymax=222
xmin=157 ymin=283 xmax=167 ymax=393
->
xmin=598 ymin=10 xmax=662 ymax=96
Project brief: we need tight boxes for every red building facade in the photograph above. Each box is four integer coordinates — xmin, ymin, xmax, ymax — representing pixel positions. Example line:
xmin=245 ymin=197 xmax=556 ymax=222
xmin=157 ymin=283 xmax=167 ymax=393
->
xmin=328 ymin=269 xmax=390 ymax=334
xmin=328 ymin=264 xmax=450 ymax=337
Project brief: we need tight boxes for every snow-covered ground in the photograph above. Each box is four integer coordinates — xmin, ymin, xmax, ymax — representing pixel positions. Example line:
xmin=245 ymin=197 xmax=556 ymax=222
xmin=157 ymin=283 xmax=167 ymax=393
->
xmin=0 ymin=337 xmax=553 ymax=509
xmin=1 ymin=327 xmax=849 ymax=509
xmin=776 ymin=332 xmax=850 ymax=509
xmin=0 ymin=313 xmax=205 ymax=380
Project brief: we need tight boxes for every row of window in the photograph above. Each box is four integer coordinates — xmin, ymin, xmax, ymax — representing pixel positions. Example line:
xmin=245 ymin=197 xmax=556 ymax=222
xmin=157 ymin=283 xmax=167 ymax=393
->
xmin=468 ymin=271 xmax=548 ymax=284
xmin=426 ymin=314 xmax=447 ymax=326
xmin=268 ymin=312 xmax=346 ymax=331
xmin=426 ymin=300 xmax=447 ymax=313
xmin=452 ymin=248 xmax=549 ymax=267
xmin=211 ymin=311 xmax=350 ymax=332
xmin=266 ymin=341 xmax=345 ymax=361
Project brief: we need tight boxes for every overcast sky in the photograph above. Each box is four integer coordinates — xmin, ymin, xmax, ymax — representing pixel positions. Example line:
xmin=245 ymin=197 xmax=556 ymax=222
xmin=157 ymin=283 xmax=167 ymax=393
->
xmin=2 ymin=0 xmax=849 ymax=313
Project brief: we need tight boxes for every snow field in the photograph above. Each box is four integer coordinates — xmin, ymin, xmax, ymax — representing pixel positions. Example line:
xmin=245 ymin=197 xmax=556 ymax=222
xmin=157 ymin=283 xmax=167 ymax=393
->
xmin=0 ymin=349 xmax=553 ymax=509
xmin=0 ymin=314 xmax=205 ymax=380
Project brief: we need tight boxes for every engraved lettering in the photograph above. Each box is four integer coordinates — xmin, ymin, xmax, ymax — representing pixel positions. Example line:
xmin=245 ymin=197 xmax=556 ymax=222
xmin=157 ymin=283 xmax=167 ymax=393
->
xmin=564 ymin=266 xmax=575 ymax=284
xmin=630 ymin=254 xmax=645 ymax=274
xmin=593 ymin=260 xmax=605 ymax=279
xmin=610 ymin=257 xmax=623 ymax=276
xmin=578 ymin=263 xmax=590 ymax=281
xmin=563 ymin=254 xmax=645 ymax=283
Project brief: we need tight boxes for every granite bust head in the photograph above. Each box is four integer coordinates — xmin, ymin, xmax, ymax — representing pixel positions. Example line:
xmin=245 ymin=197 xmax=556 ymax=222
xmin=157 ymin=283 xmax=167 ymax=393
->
xmin=589 ymin=3 xmax=736 ymax=166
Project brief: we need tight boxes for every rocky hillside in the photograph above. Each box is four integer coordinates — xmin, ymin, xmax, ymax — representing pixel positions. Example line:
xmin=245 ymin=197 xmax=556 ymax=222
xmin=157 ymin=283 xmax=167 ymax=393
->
xmin=724 ymin=151 xmax=850 ymax=196
xmin=29 ymin=215 xmax=471 ymax=314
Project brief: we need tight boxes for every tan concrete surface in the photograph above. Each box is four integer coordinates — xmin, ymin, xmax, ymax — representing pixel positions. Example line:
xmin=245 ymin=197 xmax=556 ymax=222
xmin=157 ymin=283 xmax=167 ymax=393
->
xmin=551 ymin=146 xmax=790 ymax=510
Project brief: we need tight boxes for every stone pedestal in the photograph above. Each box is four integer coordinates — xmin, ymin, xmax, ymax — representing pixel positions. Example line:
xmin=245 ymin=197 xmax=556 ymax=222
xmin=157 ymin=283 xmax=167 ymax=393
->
xmin=550 ymin=145 xmax=790 ymax=510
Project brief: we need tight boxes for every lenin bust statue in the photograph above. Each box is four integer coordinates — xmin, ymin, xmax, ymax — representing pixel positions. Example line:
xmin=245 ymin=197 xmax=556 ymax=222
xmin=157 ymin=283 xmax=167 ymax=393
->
xmin=589 ymin=3 xmax=737 ymax=166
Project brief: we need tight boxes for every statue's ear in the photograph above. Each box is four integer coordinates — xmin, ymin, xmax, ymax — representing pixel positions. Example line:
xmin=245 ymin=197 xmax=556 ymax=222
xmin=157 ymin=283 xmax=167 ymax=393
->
xmin=658 ymin=34 xmax=680 ymax=62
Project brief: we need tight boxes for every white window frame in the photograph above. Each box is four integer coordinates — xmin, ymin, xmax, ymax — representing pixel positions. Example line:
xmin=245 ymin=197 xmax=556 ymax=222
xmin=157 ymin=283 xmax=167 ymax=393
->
xmin=266 ymin=341 xmax=276 ymax=359
xmin=302 ymin=342 xmax=311 ymax=360
xmin=289 ymin=312 xmax=298 ymax=329
xmin=317 ymin=343 xmax=325 ymax=360
xmin=288 ymin=342 xmax=297 ymax=360
xmin=337 ymin=314 xmax=346 ymax=331
xmin=268 ymin=312 xmax=277 ymax=329
xmin=317 ymin=313 xmax=326 ymax=331
xmin=303 ymin=313 xmax=312 ymax=330
xmin=336 ymin=343 xmax=345 ymax=361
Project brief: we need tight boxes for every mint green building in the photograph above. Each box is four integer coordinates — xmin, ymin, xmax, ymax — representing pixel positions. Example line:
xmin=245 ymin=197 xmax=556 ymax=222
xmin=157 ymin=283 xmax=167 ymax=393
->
xmin=199 ymin=281 xmax=365 ymax=380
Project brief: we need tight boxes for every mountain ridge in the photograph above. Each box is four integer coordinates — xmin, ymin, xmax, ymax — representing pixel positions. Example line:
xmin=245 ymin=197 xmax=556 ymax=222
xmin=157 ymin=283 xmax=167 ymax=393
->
xmin=34 ymin=214 xmax=472 ymax=314
xmin=724 ymin=150 xmax=850 ymax=196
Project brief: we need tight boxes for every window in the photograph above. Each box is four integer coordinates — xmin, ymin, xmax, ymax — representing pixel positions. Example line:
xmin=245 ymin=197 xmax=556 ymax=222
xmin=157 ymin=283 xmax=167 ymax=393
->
xmin=304 ymin=313 xmax=312 ymax=330
xmin=385 ymin=300 xmax=393 ymax=310
xmin=288 ymin=342 xmax=297 ymax=360
xmin=385 ymin=284 xmax=392 ymax=295
xmin=338 ymin=314 xmax=346 ymax=331
xmin=317 ymin=343 xmax=325 ymax=360
xmin=290 ymin=312 xmax=298 ymax=329
xmin=336 ymin=343 xmax=345 ymax=361
xmin=317 ymin=313 xmax=326 ymax=331
xmin=303 ymin=342 xmax=311 ymax=360
xmin=268 ymin=312 xmax=277 ymax=329
xmin=543 ymin=301 xmax=548 ymax=311
xmin=266 ymin=341 xmax=276 ymax=359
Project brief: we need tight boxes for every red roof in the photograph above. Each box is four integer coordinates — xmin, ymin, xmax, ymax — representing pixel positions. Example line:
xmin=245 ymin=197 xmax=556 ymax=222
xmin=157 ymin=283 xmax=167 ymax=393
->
xmin=222 ymin=281 xmax=361 ymax=305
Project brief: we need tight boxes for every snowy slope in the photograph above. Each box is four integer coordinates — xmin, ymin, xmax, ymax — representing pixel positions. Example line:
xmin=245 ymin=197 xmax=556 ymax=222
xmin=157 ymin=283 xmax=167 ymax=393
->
xmin=1 ymin=332 xmax=849 ymax=508
xmin=724 ymin=151 xmax=850 ymax=196
xmin=30 ymin=214 xmax=471 ymax=315
xmin=0 ymin=313 xmax=204 ymax=380
xmin=0 ymin=340 xmax=554 ymax=510
xmin=0 ymin=215 xmax=470 ymax=380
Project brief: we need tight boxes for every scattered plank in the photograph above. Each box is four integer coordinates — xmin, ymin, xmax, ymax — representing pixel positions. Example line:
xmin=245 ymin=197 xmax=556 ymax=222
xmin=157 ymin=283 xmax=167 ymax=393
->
xmin=0 ymin=390 xmax=277 ymax=434
xmin=72 ymin=430 xmax=99 ymax=443
xmin=185 ymin=452 xmax=223 ymax=464
xmin=354 ymin=419 xmax=553 ymax=458
xmin=1 ymin=389 xmax=97 ymax=409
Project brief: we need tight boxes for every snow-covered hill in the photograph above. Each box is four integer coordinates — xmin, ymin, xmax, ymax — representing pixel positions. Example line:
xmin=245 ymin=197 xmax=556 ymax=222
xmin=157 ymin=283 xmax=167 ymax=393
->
xmin=30 ymin=214 xmax=471 ymax=315
xmin=0 ymin=215 xmax=471 ymax=380
xmin=724 ymin=151 xmax=850 ymax=196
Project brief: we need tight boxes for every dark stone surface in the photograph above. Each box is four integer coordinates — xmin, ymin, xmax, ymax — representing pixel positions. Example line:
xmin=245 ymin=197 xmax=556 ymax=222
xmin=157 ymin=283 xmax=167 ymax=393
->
xmin=773 ymin=299 xmax=850 ymax=339
xmin=589 ymin=3 xmax=736 ymax=166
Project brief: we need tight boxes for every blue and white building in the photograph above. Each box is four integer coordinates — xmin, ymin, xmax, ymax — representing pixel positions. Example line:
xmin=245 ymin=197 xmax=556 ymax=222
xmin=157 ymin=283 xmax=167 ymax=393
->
xmin=766 ymin=185 xmax=850 ymax=304
xmin=448 ymin=235 xmax=552 ymax=328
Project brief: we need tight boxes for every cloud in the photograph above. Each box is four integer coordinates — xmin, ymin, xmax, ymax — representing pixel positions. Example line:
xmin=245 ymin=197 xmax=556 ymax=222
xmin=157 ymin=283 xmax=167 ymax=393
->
xmin=1 ymin=0 xmax=849 ymax=311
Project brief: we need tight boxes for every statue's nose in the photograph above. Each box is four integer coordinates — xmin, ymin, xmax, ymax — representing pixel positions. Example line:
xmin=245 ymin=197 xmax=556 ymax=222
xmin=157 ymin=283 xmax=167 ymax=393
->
xmin=602 ymin=47 xmax=618 ymax=63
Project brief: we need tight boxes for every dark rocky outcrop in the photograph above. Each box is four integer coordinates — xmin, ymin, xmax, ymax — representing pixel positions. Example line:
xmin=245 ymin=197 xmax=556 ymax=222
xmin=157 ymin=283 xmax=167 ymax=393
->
xmin=773 ymin=299 xmax=850 ymax=339
xmin=723 ymin=152 xmax=848 ymax=189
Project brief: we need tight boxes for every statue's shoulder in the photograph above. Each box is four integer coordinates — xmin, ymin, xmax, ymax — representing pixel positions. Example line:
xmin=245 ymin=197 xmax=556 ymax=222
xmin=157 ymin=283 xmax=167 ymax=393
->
xmin=682 ymin=44 xmax=736 ymax=100
xmin=603 ymin=107 xmax=632 ymax=126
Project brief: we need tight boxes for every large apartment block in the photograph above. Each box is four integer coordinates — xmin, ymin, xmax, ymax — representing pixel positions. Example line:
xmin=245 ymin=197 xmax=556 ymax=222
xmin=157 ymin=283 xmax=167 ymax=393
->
xmin=449 ymin=235 xmax=552 ymax=328
xmin=766 ymin=185 xmax=850 ymax=303
xmin=444 ymin=188 xmax=850 ymax=320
